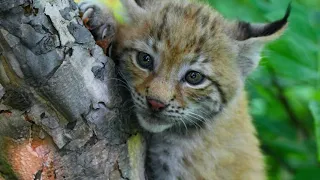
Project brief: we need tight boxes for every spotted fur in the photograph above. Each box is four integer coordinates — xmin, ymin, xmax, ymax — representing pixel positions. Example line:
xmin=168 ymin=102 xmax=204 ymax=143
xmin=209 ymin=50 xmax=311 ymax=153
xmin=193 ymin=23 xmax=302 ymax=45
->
xmin=79 ymin=0 xmax=290 ymax=179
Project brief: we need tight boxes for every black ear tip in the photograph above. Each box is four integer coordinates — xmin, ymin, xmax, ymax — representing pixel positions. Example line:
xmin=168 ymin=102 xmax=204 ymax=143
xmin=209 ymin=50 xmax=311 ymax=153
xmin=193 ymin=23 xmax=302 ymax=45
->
xmin=283 ymin=2 xmax=292 ymax=22
xmin=234 ymin=2 xmax=292 ymax=40
xmin=259 ymin=2 xmax=292 ymax=37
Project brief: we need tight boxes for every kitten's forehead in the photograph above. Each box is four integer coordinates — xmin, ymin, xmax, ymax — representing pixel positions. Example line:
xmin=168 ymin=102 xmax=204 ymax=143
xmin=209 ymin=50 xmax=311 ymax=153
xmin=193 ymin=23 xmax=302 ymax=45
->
xmin=147 ymin=2 xmax=224 ymax=43
xmin=118 ymin=1 xmax=229 ymax=61
xmin=139 ymin=2 xmax=228 ymax=67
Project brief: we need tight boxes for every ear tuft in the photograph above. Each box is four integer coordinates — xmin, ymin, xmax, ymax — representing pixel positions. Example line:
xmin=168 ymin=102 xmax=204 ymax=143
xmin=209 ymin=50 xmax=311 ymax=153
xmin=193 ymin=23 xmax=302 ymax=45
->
xmin=232 ymin=3 xmax=291 ymax=78
xmin=235 ymin=2 xmax=291 ymax=41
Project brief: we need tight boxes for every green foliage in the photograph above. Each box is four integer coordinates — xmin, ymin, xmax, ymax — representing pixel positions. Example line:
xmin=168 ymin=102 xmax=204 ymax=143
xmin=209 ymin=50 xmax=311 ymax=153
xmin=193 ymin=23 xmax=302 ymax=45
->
xmin=0 ymin=139 xmax=19 ymax=180
xmin=207 ymin=0 xmax=320 ymax=179
xmin=0 ymin=155 xmax=19 ymax=180
xmin=310 ymin=102 xmax=320 ymax=161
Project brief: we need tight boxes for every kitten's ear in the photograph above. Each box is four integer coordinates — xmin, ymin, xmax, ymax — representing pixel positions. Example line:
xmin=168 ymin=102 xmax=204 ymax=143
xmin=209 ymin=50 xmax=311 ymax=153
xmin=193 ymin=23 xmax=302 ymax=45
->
xmin=120 ymin=0 xmax=147 ymax=22
xmin=231 ymin=4 xmax=291 ymax=41
xmin=229 ymin=4 xmax=291 ymax=77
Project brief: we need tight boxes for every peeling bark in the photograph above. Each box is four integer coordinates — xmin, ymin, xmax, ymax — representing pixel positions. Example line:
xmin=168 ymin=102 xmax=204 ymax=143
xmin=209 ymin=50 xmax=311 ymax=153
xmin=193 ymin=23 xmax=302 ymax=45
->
xmin=0 ymin=0 xmax=145 ymax=179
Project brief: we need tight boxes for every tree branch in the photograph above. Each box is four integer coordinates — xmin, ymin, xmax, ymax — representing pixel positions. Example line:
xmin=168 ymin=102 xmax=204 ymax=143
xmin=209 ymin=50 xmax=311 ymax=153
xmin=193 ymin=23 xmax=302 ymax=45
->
xmin=0 ymin=0 xmax=145 ymax=179
xmin=267 ymin=65 xmax=310 ymax=139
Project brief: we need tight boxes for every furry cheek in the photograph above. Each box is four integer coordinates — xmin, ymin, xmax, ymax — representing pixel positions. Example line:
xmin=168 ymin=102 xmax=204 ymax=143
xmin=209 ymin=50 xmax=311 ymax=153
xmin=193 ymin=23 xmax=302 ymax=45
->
xmin=183 ymin=85 xmax=222 ymax=115
xmin=183 ymin=85 xmax=214 ymax=102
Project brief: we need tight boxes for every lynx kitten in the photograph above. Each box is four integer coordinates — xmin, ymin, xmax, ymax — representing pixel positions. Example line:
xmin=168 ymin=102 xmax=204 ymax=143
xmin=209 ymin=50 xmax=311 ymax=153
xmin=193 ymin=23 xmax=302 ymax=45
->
xmin=79 ymin=0 xmax=290 ymax=179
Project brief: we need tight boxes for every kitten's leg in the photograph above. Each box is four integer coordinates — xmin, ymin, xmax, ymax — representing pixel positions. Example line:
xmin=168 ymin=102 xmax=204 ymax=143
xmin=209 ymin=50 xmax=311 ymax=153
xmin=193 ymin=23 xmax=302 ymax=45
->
xmin=78 ymin=0 xmax=116 ymax=53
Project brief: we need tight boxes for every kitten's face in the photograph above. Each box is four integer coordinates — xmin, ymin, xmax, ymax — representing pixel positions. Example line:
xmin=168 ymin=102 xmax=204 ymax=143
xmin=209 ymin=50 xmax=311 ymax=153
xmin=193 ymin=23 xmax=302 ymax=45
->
xmin=115 ymin=3 xmax=242 ymax=133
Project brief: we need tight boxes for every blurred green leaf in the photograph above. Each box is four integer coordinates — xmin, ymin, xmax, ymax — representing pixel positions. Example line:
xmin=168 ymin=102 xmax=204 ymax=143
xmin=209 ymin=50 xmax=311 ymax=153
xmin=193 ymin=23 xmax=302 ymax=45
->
xmin=267 ymin=138 xmax=308 ymax=154
xmin=309 ymin=101 xmax=320 ymax=161
xmin=294 ymin=167 xmax=320 ymax=180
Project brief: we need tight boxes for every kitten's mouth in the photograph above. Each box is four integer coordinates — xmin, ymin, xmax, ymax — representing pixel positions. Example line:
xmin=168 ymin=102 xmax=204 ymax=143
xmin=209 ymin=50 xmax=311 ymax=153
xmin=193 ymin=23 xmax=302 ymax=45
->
xmin=135 ymin=111 xmax=174 ymax=133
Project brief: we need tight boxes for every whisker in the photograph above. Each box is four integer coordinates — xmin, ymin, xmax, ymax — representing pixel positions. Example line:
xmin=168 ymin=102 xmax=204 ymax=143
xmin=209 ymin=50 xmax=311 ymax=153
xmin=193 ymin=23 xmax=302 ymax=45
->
xmin=122 ymin=98 xmax=133 ymax=105
xmin=176 ymin=117 xmax=188 ymax=134
xmin=187 ymin=112 xmax=207 ymax=124
xmin=197 ymin=109 xmax=211 ymax=118
xmin=185 ymin=112 xmax=210 ymax=130
xmin=116 ymin=69 xmax=129 ymax=82
xmin=184 ymin=114 xmax=202 ymax=130
xmin=123 ymin=103 xmax=136 ymax=111
xmin=115 ymin=84 xmax=132 ymax=92
xmin=105 ymin=77 xmax=129 ymax=85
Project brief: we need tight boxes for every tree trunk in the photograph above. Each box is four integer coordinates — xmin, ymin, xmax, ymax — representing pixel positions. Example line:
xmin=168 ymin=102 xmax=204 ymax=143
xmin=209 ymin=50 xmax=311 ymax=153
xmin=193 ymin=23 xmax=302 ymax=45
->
xmin=0 ymin=0 xmax=145 ymax=179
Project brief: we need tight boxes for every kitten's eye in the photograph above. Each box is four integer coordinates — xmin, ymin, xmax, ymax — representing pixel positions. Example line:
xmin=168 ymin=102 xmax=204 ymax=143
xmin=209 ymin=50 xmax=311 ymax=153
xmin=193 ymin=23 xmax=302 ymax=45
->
xmin=137 ymin=52 xmax=154 ymax=70
xmin=185 ymin=71 xmax=205 ymax=85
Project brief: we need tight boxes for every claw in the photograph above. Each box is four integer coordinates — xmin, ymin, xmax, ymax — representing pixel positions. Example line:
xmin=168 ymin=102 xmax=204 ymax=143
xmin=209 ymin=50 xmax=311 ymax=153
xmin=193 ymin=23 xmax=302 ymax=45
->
xmin=96 ymin=39 xmax=111 ymax=55
xmin=102 ymin=28 xmax=108 ymax=39
xmin=78 ymin=0 xmax=116 ymax=55
xmin=82 ymin=17 xmax=91 ymax=29
xmin=82 ymin=7 xmax=94 ymax=20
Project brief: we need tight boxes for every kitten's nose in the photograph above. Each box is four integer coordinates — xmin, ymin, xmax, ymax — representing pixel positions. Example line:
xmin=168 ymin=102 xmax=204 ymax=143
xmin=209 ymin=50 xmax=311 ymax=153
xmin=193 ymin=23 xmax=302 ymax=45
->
xmin=146 ymin=97 xmax=166 ymax=111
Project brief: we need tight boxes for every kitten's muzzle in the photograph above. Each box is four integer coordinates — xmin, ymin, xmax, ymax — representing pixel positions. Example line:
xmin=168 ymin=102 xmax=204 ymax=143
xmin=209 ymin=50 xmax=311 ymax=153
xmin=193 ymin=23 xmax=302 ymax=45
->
xmin=146 ymin=97 xmax=167 ymax=112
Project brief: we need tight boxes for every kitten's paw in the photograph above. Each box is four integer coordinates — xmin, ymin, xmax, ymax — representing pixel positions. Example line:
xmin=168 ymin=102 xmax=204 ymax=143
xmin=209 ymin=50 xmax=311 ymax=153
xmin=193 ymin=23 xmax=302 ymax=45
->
xmin=78 ymin=0 xmax=116 ymax=52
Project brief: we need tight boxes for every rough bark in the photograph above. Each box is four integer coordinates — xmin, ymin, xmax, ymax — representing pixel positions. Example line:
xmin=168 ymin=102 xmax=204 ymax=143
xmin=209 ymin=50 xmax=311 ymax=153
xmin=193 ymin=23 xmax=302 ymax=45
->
xmin=0 ymin=0 xmax=145 ymax=179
